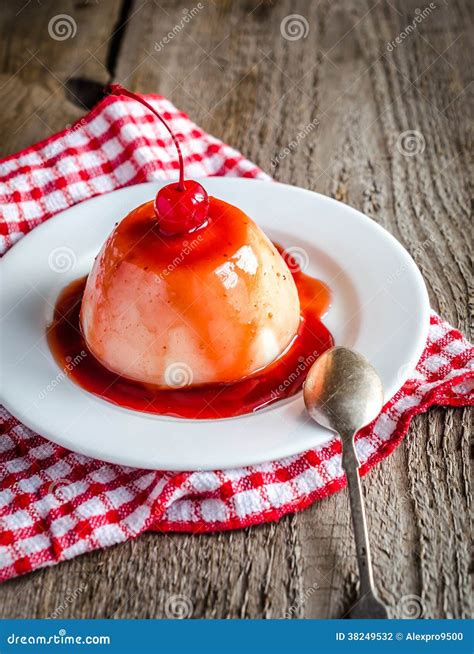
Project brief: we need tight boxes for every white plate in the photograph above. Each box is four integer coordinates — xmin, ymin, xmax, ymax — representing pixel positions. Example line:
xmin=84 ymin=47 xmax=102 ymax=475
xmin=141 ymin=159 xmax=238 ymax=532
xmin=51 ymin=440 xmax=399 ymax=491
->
xmin=0 ymin=179 xmax=429 ymax=470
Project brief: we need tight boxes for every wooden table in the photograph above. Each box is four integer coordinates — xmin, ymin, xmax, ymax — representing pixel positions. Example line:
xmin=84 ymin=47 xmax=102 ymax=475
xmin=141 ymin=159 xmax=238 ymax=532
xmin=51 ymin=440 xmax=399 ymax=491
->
xmin=0 ymin=0 xmax=471 ymax=619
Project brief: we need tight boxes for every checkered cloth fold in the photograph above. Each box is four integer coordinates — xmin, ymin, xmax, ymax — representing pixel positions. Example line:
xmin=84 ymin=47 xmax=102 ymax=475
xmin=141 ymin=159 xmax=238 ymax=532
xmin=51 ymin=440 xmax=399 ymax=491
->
xmin=0 ymin=94 xmax=472 ymax=583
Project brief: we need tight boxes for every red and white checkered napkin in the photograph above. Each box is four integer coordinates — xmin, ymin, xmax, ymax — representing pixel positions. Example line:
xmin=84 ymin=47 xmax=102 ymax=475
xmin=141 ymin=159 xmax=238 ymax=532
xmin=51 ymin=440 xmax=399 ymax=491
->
xmin=0 ymin=94 xmax=473 ymax=583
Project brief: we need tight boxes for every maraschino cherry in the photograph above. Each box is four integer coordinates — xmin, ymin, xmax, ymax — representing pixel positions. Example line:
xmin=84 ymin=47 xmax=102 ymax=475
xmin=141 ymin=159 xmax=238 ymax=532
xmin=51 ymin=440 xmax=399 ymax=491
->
xmin=107 ymin=84 xmax=209 ymax=236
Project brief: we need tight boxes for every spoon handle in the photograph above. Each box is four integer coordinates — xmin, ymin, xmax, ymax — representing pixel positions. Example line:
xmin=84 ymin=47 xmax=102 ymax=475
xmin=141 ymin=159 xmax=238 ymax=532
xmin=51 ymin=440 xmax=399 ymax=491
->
xmin=341 ymin=436 xmax=376 ymax=597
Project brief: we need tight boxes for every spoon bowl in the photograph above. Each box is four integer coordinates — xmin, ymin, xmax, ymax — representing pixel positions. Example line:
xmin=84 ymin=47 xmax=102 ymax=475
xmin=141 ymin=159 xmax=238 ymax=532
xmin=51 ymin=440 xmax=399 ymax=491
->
xmin=304 ymin=346 xmax=384 ymax=438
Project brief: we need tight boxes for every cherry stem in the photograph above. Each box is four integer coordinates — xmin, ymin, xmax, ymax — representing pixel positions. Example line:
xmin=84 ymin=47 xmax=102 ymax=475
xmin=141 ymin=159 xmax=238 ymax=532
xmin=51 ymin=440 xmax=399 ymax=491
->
xmin=107 ymin=84 xmax=185 ymax=190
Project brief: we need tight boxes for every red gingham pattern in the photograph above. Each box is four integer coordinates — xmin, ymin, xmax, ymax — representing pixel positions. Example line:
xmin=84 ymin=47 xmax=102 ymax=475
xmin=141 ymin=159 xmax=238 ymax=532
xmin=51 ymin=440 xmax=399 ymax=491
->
xmin=0 ymin=94 xmax=473 ymax=582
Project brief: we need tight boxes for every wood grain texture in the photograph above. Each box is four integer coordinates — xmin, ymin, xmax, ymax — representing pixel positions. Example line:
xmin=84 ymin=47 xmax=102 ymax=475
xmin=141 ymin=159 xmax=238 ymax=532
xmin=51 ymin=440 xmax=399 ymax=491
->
xmin=0 ymin=0 xmax=471 ymax=619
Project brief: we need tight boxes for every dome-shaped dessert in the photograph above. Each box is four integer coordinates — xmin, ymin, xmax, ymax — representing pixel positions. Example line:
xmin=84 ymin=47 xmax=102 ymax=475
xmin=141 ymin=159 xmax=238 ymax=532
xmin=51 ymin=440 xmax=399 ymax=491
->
xmin=80 ymin=197 xmax=301 ymax=387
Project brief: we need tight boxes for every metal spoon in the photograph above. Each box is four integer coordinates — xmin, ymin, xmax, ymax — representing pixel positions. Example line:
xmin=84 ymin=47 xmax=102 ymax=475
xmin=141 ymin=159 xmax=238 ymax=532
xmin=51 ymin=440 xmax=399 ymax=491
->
xmin=303 ymin=346 xmax=389 ymax=619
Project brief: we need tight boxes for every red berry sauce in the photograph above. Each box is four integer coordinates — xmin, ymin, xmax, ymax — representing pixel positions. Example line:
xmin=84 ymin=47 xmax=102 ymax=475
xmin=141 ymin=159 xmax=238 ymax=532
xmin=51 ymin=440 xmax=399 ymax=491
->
xmin=47 ymin=244 xmax=333 ymax=419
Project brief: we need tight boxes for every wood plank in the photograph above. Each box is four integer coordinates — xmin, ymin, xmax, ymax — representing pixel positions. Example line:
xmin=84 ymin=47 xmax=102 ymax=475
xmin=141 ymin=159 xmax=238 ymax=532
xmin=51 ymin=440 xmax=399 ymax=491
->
xmin=0 ymin=0 xmax=124 ymax=155
xmin=0 ymin=0 xmax=471 ymax=619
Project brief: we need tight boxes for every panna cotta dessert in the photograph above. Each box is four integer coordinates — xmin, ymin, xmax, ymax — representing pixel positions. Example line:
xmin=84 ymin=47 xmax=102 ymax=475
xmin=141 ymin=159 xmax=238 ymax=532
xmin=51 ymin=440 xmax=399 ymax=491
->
xmin=80 ymin=86 xmax=300 ymax=388
xmin=80 ymin=197 xmax=300 ymax=387
xmin=48 ymin=85 xmax=333 ymax=419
